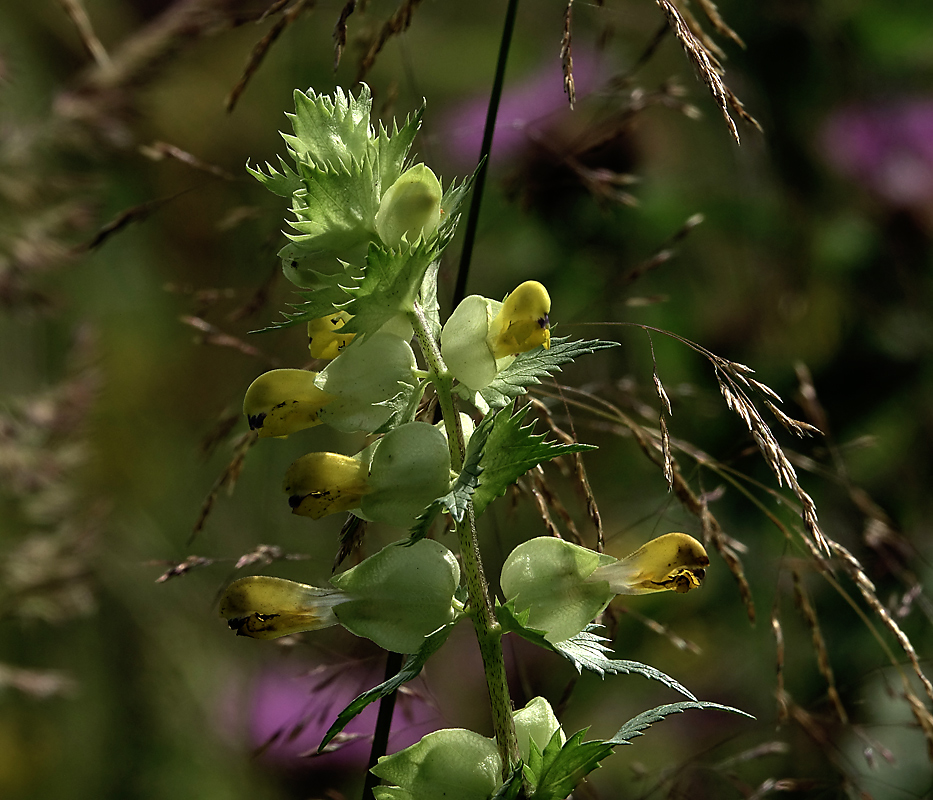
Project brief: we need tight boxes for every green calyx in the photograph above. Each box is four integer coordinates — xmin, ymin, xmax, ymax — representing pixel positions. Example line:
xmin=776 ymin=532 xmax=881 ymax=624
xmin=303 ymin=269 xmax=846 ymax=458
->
xmin=331 ymin=538 xmax=461 ymax=653
xmin=370 ymin=697 xmax=564 ymax=799
xmin=500 ymin=537 xmax=616 ymax=644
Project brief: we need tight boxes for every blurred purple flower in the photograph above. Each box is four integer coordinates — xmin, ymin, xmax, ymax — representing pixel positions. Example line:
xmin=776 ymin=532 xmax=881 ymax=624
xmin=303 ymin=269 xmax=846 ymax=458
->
xmin=438 ymin=53 xmax=606 ymax=169
xmin=821 ymin=99 xmax=933 ymax=208
xmin=222 ymin=658 xmax=444 ymax=771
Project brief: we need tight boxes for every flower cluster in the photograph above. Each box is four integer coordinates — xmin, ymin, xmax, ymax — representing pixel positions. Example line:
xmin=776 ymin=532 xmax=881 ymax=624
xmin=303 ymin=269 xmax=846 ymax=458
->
xmin=215 ymin=86 xmax=733 ymax=799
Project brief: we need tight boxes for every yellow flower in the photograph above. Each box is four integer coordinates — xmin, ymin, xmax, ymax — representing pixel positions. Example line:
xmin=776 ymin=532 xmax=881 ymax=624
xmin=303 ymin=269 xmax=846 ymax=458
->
xmin=283 ymin=451 xmax=370 ymax=519
xmin=219 ymin=576 xmax=345 ymax=639
xmin=589 ymin=532 xmax=709 ymax=595
xmin=307 ymin=310 xmax=355 ymax=360
xmin=243 ymin=369 xmax=334 ymax=438
xmin=487 ymin=280 xmax=551 ymax=359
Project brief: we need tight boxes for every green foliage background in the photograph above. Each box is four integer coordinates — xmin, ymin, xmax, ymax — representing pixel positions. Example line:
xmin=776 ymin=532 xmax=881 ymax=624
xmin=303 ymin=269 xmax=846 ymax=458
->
xmin=1 ymin=1 xmax=931 ymax=798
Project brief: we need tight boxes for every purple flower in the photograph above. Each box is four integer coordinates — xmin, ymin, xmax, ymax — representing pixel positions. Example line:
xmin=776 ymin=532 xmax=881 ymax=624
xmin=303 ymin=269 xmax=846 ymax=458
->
xmin=821 ymin=99 xmax=933 ymax=208
xmin=438 ymin=53 xmax=607 ymax=169
xmin=221 ymin=658 xmax=444 ymax=771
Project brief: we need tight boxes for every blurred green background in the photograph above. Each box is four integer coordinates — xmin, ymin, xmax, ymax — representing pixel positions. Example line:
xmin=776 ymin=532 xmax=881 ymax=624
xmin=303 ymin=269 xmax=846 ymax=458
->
xmin=1 ymin=1 xmax=932 ymax=798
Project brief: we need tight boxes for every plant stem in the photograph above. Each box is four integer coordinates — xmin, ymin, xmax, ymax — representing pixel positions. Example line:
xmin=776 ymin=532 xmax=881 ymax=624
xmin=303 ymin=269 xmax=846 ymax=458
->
xmin=408 ymin=301 xmax=520 ymax=778
xmin=452 ymin=0 xmax=521 ymax=309
xmin=362 ymin=650 xmax=404 ymax=800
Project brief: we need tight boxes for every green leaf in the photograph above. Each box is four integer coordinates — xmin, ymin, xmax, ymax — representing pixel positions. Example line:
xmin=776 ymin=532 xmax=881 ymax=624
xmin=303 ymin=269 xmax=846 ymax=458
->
xmin=478 ymin=337 xmax=620 ymax=410
xmin=339 ymin=240 xmax=442 ymax=340
xmin=284 ymin=85 xmax=373 ymax=170
xmin=440 ymin=165 xmax=480 ymax=229
xmin=496 ymin=599 xmax=553 ymax=650
xmin=285 ymin=157 xmax=378 ymax=255
xmin=552 ymin=627 xmax=696 ymax=699
xmin=375 ymin=105 xmax=424 ymax=192
xmin=250 ymin=277 xmax=353 ymax=333
xmin=471 ymin=402 xmax=595 ymax=516
xmin=606 ymin=700 xmax=754 ymax=746
xmin=490 ymin=765 xmax=524 ymax=800
xmin=530 ymin=729 xmax=613 ymax=800
xmin=497 ymin=610 xmax=695 ymax=700
xmin=246 ymin=156 xmax=303 ymax=198
xmin=318 ymin=621 xmax=455 ymax=752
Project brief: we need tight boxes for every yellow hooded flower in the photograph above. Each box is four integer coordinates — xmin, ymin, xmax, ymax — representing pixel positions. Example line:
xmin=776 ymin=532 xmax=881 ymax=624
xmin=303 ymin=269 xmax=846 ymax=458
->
xmin=283 ymin=451 xmax=371 ymax=519
xmin=219 ymin=576 xmax=346 ymax=639
xmin=243 ymin=369 xmax=334 ymax=438
xmin=307 ymin=310 xmax=355 ymax=360
xmin=487 ymin=280 xmax=551 ymax=358
xmin=588 ymin=532 xmax=709 ymax=595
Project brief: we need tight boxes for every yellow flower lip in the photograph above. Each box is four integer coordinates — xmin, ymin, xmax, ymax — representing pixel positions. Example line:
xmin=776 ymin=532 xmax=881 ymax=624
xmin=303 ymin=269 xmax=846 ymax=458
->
xmin=589 ymin=532 xmax=710 ymax=595
xmin=488 ymin=280 xmax=552 ymax=359
xmin=243 ymin=369 xmax=335 ymax=438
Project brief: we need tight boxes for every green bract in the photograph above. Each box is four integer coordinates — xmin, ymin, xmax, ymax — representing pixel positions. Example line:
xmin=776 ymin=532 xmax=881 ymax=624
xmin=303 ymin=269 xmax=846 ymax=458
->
xmin=247 ymin=84 xmax=424 ymax=269
xmin=331 ymin=538 xmax=460 ymax=653
xmin=500 ymin=537 xmax=616 ymax=644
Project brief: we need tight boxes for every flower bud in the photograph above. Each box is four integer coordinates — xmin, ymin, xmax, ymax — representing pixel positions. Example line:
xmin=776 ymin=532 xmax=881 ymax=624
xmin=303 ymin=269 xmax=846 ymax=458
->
xmin=500 ymin=537 xmax=616 ymax=644
xmin=371 ymin=728 xmax=501 ymax=800
xmin=307 ymin=310 xmax=355 ymax=360
xmin=331 ymin=538 xmax=460 ymax=653
xmin=514 ymin=696 xmax=566 ymax=761
xmin=219 ymin=576 xmax=345 ymax=639
xmin=283 ymin=451 xmax=370 ymax=519
xmin=243 ymin=369 xmax=334 ymax=438
xmin=487 ymin=280 xmax=551 ymax=358
xmin=375 ymin=164 xmax=442 ymax=247
xmin=588 ymin=532 xmax=709 ymax=595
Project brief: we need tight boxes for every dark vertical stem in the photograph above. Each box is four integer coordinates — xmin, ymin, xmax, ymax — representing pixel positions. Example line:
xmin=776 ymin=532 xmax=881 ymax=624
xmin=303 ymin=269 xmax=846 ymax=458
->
xmin=361 ymin=650 xmax=404 ymax=799
xmin=451 ymin=0 xmax=521 ymax=309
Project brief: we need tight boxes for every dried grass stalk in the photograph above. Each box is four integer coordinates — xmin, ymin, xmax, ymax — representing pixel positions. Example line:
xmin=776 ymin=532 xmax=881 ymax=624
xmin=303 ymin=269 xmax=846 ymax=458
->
xmin=561 ymin=0 xmax=576 ymax=109
xmin=793 ymin=570 xmax=848 ymax=723
xmin=332 ymin=0 xmax=357 ymax=70
xmin=191 ymin=431 xmax=258 ymax=541
xmin=529 ymin=397 xmax=603 ymax=549
xmin=655 ymin=0 xmax=760 ymax=143
xmin=356 ymin=0 xmax=425 ymax=81
xmin=226 ymin=0 xmax=313 ymax=113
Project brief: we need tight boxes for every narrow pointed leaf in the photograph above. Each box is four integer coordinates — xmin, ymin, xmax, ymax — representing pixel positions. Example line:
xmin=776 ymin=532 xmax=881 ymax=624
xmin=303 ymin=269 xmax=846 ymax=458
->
xmin=471 ymin=402 xmax=595 ymax=516
xmin=478 ymin=337 xmax=620 ymax=410
xmin=318 ymin=622 xmax=455 ymax=752
xmin=607 ymin=700 xmax=754 ymax=746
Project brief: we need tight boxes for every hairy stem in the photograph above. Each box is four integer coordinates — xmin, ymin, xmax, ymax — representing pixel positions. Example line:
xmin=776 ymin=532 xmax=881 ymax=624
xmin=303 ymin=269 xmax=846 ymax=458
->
xmin=408 ymin=301 xmax=520 ymax=778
